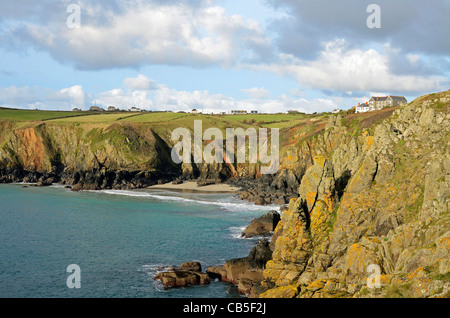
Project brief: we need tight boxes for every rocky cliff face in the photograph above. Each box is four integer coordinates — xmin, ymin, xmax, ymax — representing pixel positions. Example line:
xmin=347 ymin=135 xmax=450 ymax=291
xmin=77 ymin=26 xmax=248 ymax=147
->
xmin=0 ymin=121 xmax=242 ymax=189
xmin=257 ymin=91 xmax=450 ymax=298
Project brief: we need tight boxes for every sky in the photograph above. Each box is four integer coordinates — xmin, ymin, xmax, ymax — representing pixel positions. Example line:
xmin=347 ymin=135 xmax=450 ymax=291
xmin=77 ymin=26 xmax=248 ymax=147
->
xmin=0 ymin=0 xmax=449 ymax=113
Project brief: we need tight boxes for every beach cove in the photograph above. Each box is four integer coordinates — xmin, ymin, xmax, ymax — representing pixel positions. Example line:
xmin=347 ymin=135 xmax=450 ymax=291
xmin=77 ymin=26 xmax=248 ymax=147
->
xmin=0 ymin=183 xmax=277 ymax=298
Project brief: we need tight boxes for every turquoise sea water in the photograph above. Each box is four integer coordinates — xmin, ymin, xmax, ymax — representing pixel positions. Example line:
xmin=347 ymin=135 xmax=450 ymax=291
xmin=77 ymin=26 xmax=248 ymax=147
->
xmin=0 ymin=184 xmax=276 ymax=298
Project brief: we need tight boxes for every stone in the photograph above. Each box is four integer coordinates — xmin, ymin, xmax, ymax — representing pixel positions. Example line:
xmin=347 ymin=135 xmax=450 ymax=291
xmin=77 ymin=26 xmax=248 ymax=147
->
xmin=154 ymin=262 xmax=210 ymax=288
xmin=179 ymin=261 xmax=202 ymax=272
xmin=241 ymin=211 xmax=281 ymax=238
xmin=154 ymin=271 xmax=210 ymax=288
xmin=259 ymin=285 xmax=300 ymax=298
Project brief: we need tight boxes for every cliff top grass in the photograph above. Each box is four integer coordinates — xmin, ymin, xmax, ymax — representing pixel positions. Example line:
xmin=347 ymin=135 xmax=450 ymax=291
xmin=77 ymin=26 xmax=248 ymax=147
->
xmin=0 ymin=107 xmax=89 ymax=121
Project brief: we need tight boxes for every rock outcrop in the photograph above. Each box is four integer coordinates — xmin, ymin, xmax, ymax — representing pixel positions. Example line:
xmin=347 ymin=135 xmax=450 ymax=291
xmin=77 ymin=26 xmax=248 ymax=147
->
xmin=256 ymin=91 xmax=450 ymax=298
xmin=207 ymin=239 xmax=274 ymax=297
xmin=241 ymin=211 xmax=281 ymax=238
xmin=154 ymin=262 xmax=210 ymax=288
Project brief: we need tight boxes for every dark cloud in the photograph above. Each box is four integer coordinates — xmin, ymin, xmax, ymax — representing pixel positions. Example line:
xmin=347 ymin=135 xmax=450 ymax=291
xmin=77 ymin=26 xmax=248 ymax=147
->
xmin=266 ymin=0 xmax=450 ymax=58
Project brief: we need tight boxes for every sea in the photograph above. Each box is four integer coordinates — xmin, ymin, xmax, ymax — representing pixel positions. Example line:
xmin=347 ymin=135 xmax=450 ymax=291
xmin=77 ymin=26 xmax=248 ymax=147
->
xmin=0 ymin=183 xmax=277 ymax=298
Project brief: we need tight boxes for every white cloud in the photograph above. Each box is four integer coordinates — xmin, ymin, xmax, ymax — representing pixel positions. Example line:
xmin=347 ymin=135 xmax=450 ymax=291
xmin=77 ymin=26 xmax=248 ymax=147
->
xmin=241 ymin=87 xmax=270 ymax=99
xmin=254 ymin=39 xmax=448 ymax=94
xmin=0 ymin=78 xmax=338 ymax=114
xmin=123 ymin=75 xmax=157 ymax=90
xmin=57 ymin=85 xmax=86 ymax=107
xmin=10 ymin=2 xmax=270 ymax=70
xmin=86 ymin=76 xmax=337 ymax=114
xmin=96 ymin=88 xmax=153 ymax=110
xmin=152 ymin=85 xmax=237 ymax=112
xmin=0 ymin=86 xmax=35 ymax=106
xmin=0 ymin=85 xmax=86 ymax=110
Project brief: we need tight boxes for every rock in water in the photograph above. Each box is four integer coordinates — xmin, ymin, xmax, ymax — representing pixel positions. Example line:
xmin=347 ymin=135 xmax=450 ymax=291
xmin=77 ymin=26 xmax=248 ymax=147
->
xmin=179 ymin=261 xmax=202 ymax=272
xmin=241 ymin=211 xmax=281 ymax=238
xmin=154 ymin=262 xmax=210 ymax=288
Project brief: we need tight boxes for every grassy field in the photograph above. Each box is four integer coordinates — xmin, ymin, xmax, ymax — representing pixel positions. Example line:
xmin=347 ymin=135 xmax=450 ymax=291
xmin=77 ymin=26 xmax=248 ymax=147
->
xmin=51 ymin=112 xmax=141 ymax=123
xmin=0 ymin=107 xmax=324 ymax=126
xmin=0 ymin=106 xmax=400 ymax=136
xmin=0 ymin=107 xmax=90 ymax=121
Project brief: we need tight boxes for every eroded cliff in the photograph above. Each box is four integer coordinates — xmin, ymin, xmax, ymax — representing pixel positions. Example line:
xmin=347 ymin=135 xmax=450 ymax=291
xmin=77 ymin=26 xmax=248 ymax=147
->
xmin=258 ymin=90 xmax=450 ymax=298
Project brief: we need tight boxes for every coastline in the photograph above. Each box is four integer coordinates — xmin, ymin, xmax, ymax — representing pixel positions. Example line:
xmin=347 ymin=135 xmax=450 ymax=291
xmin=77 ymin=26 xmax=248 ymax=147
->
xmin=147 ymin=181 xmax=241 ymax=193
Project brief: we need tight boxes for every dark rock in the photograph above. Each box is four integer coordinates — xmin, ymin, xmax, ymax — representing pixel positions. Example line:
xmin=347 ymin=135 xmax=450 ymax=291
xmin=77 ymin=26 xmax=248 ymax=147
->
xmin=154 ymin=262 xmax=210 ymax=288
xmin=154 ymin=271 xmax=210 ymax=288
xmin=254 ymin=196 xmax=267 ymax=206
xmin=241 ymin=211 xmax=281 ymax=238
xmin=36 ymin=176 xmax=53 ymax=187
xmin=247 ymin=239 xmax=273 ymax=270
xmin=206 ymin=239 xmax=273 ymax=296
xmin=179 ymin=261 xmax=202 ymax=272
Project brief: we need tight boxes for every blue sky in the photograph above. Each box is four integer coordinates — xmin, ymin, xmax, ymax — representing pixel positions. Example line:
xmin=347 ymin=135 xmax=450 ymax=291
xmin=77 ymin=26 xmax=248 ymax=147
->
xmin=0 ymin=0 xmax=449 ymax=113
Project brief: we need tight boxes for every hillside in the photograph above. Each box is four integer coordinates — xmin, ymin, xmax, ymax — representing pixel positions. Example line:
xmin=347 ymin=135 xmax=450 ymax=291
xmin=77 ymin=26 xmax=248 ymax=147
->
xmin=0 ymin=108 xmax=329 ymax=190
xmin=256 ymin=90 xmax=450 ymax=298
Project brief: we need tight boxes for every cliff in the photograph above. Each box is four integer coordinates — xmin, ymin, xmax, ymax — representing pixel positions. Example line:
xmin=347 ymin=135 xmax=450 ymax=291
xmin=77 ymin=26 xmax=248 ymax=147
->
xmin=0 ymin=119 xmax=238 ymax=189
xmin=258 ymin=90 xmax=450 ymax=298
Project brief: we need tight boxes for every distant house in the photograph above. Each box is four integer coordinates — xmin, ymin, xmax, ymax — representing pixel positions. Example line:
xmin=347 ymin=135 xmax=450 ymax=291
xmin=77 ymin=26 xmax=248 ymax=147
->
xmin=129 ymin=107 xmax=141 ymax=112
xmin=369 ymin=96 xmax=407 ymax=111
xmin=72 ymin=108 xmax=81 ymax=112
xmin=287 ymin=110 xmax=298 ymax=114
xmin=250 ymin=110 xmax=258 ymax=114
xmin=231 ymin=110 xmax=247 ymax=115
xmin=332 ymin=108 xmax=340 ymax=114
xmin=355 ymin=102 xmax=370 ymax=114
xmin=191 ymin=109 xmax=199 ymax=114
xmin=107 ymin=106 xmax=118 ymax=112
xmin=89 ymin=106 xmax=104 ymax=112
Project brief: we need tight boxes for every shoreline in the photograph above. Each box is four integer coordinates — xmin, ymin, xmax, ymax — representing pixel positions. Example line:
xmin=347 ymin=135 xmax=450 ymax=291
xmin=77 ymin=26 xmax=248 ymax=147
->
xmin=147 ymin=181 xmax=241 ymax=193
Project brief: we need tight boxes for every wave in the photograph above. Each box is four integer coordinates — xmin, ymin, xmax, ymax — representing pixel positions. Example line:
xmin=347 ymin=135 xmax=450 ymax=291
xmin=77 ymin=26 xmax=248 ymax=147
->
xmin=228 ymin=226 xmax=246 ymax=239
xmin=90 ymin=189 xmax=279 ymax=213
xmin=139 ymin=264 xmax=175 ymax=276
xmin=138 ymin=264 xmax=173 ymax=293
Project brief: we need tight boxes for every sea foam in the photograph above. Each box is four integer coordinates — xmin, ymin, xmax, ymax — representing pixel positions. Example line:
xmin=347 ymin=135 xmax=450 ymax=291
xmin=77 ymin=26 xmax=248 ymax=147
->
xmin=91 ymin=189 xmax=279 ymax=213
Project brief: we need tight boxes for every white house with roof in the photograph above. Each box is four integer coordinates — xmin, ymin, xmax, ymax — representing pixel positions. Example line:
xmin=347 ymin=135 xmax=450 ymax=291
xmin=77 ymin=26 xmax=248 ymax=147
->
xmin=355 ymin=102 xmax=370 ymax=113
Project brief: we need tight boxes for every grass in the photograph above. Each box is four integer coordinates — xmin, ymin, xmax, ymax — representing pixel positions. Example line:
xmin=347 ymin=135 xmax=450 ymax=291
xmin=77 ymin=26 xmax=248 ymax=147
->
xmin=121 ymin=112 xmax=190 ymax=123
xmin=0 ymin=107 xmax=90 ymax=121
xmin=51 ymin=112 xmax=140 ymax=123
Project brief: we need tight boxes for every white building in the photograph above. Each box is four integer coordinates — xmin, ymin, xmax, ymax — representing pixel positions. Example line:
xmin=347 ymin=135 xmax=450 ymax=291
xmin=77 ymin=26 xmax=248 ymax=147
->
xmin=355 ymin=103 xmax=370 ymax=113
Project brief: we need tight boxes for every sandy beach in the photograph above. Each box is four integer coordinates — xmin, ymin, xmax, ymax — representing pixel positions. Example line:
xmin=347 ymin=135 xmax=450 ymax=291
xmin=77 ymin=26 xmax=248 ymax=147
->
xmin=148 ymin=181 xmax=241 ymax=193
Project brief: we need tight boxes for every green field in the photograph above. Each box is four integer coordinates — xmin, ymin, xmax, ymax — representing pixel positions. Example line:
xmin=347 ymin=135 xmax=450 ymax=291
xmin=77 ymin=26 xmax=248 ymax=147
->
xmin=51 ymin=112 xmax=141 ymax=123
xmin=0 ymin=107 xmax=90 ymax=121
xmin=0 ymin=108 xmax=322 ymax=128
